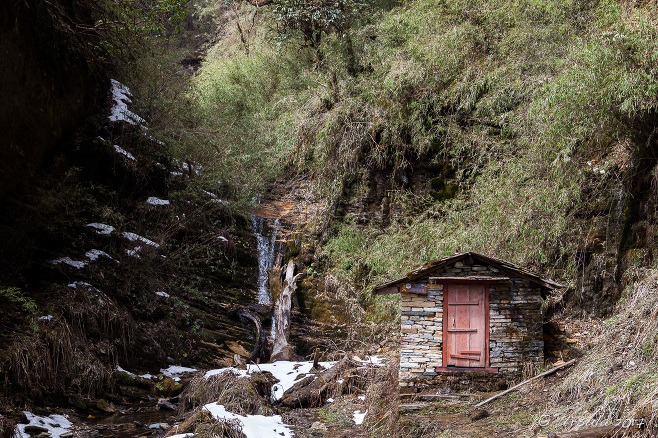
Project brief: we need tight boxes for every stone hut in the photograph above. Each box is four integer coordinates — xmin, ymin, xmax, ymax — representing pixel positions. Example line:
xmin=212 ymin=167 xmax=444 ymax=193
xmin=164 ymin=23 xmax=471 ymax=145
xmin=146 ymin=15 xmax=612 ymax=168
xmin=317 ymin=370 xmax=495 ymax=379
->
xmin=374 ymin=252 xmax=563 ymax=392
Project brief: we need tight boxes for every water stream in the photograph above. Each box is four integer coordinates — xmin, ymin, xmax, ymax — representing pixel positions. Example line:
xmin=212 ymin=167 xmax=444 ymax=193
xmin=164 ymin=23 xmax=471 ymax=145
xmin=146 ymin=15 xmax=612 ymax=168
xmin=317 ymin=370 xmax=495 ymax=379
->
xmin=250 ymin=215 xmax=281 ymax=305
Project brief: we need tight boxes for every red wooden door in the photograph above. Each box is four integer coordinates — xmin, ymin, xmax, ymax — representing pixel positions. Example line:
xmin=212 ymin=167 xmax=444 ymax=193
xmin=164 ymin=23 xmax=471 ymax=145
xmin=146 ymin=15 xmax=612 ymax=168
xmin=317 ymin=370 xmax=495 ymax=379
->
xmin=444 ymin=283 xmax=487 ymax=367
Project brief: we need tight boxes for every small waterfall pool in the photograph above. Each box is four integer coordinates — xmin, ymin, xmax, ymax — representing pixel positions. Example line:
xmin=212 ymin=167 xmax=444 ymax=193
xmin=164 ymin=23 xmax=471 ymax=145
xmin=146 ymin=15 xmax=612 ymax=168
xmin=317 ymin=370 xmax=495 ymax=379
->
xmin=250 ymin=215 xmax=280 ymax=305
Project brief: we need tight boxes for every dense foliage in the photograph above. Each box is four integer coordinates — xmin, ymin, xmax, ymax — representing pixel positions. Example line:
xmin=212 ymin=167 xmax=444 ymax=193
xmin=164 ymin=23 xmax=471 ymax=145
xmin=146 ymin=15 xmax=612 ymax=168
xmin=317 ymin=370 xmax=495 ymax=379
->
xmin=139 ymin=0 xmax=658 ymax=320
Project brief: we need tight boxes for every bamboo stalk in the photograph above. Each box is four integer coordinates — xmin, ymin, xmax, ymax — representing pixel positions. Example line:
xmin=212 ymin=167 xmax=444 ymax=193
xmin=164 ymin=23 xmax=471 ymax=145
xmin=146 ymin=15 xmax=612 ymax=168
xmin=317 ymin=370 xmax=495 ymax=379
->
xmin=474 ymin=359 xmax=576 ymax=408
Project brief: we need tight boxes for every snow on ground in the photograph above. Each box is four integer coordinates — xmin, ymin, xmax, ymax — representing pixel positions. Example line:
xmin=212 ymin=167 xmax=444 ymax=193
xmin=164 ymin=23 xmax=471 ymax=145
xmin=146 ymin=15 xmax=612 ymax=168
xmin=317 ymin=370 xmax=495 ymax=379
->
xmin=358 ymin=395 xmax=365 ymax=401
xmin=172 ymin=159 xmax=200 ymax=175
xmin=39 ymin=315 xmax=53 ymax=321
xmin=202 ymin=190 xmax=230 ymax=204
xmin=168 ymin=434 xmax=194 ymax=438
xmin=126 ymin=246 xmax=142 ymax=257
xmin=85 ymin=249 xmax=115 ymax=262
xmin=15 ymin=412 xmax=72 ymax=438
xmin=353 ymin=355 xmax=388 ymax=366
xmin=114 ymin=144 xmax=136 ymax=161
xmin=160 ymin=365 xmax=197 ymax=381
xmin=108 ymin=79 xmax=145 ymax=126
xmin=204 ymin=403 xmax=294 ymax=438
xmin=51 ymin=249 xmax=116 ymax=268
xmin=121 ymin=232 xmax=159 ymax=247
xmin=67 ymin=281 xmax=97 ymax=290
xmin=205 ymin=360 xmax=337 ymax=401
xmin=117 ymin=366 xmax=136 ymax=377
xmin=50 ymin=257 xmax=87 ymax=269
xmin=146 ymin=197 xmax=170 ymax=206
xmin=87 ymin=223 xmax=115 ymax=235
xmin=155 ymin=291 xmax=170 ymax=298
xmin=353 ymin=410 xmax=367 ymax=425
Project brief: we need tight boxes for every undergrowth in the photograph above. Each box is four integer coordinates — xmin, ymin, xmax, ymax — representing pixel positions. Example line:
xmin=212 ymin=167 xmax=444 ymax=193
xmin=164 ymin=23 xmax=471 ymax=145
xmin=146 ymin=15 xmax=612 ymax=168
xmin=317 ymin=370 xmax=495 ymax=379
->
xmin=534 ymin=271 xmax=658 ymax=436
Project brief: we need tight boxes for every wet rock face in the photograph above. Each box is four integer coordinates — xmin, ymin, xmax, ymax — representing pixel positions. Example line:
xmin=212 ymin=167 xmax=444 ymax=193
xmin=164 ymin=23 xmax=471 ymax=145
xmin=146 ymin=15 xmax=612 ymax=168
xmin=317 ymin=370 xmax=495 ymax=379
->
xmin=0 ymin=0 xmax=105 ymax=199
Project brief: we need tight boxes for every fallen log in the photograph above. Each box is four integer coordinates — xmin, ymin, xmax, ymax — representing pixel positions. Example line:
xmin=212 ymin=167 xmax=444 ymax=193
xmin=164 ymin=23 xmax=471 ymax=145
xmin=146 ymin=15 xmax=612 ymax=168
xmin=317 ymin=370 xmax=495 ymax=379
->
xmin=475 ymin=359 xmax=576 ymax=408
xmin=540 ymin=424 xmax=634 ymax=438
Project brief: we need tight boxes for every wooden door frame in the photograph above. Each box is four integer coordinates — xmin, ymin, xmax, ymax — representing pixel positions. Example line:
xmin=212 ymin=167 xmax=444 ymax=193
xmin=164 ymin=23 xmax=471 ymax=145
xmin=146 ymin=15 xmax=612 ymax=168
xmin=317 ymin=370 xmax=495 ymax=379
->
xmin=437 ymin=280 xmax=498 ymax=373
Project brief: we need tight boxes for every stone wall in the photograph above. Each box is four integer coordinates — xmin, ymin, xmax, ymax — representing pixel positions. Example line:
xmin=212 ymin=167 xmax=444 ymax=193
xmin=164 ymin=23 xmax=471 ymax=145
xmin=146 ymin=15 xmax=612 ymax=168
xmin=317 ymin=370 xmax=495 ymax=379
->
xmin=399 ymin=260 xmax=544 ymax=391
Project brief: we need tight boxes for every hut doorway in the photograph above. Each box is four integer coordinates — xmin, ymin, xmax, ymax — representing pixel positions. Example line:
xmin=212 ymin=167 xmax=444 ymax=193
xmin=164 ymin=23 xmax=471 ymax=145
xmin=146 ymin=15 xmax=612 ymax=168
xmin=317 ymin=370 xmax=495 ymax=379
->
xmin=443 ymin=283 xmax=489 ymax=368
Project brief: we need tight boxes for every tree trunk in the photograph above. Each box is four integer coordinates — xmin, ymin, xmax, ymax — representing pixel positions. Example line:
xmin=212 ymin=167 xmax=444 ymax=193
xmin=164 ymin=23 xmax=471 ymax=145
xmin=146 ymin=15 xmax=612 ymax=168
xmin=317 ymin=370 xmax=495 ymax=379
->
xmin=271 ymin=260 xmax=302 ymax=361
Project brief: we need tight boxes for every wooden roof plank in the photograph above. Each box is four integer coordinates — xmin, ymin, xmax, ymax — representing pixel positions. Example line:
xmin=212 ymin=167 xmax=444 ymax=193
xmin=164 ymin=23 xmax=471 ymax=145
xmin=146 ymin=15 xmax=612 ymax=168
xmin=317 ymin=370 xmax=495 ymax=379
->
xmin=373 ymin=251 xmax=564 ymax=294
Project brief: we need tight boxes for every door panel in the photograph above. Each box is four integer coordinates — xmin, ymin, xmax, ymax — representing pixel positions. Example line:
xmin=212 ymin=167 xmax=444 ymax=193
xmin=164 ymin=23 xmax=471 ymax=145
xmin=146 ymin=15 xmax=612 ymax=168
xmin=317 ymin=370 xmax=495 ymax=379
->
xmin=445 ymin=283 xmax=486 ymax=367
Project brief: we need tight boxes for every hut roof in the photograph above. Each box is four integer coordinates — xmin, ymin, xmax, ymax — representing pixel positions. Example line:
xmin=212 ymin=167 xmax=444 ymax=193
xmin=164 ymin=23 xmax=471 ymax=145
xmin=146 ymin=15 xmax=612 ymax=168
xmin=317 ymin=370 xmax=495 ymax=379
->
xmin=374 ymin=251 xmax=564 ymax=293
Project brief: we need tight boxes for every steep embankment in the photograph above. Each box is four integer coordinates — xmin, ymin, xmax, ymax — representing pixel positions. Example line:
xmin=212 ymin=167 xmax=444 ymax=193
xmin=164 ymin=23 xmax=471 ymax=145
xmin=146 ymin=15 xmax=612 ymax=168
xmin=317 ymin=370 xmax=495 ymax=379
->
xmin=0 ymin=0 xmax=106 ymax=199
xmin=0 ymin=2 xmax=270 ymax=423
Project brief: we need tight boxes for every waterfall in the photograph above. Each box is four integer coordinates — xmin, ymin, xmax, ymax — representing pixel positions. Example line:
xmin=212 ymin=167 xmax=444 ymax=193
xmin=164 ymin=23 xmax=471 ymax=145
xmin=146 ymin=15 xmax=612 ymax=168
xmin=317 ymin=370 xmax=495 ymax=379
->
xmin=250 ymin=215 xmax=280 ymax=305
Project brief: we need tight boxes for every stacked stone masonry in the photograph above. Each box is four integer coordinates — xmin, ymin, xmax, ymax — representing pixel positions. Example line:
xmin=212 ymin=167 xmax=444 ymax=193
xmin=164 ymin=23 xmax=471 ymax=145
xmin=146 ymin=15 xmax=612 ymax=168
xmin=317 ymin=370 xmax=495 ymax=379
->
xmin=399 ymin=260 xmax=544 ymax=389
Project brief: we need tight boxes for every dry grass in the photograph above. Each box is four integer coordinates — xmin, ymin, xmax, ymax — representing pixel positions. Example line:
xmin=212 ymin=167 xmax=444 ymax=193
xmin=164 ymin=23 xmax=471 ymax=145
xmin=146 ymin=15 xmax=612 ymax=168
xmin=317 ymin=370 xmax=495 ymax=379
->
xmin=0 ymin=415 xmax=15 ymax=438
xmin=181 ymin=370 xmax=275 ymax=416
xmin=175 ymin=370 xmax=280 ymax=438
xmin=534 ymin=270 xmax=658 ymax=436
xmin=363 ymin=359 xmax=400 ymax=436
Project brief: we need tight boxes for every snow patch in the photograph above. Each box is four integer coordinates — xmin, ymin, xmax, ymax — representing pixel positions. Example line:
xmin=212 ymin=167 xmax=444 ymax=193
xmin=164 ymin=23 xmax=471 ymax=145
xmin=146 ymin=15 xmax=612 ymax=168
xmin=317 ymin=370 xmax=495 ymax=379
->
xmin=109 ymin=79 xmax=145 ymax=126
xmin=205 ymin=360 xmax=337 ymax=401
xmin=122 ymin=232 xmax=159 ymax=247
xmin=203 ymin=403 xmax=294 ymax=438
xmin=39 ymin=315 xmax=53 ymax=321
xmin=117 ymin=366 xmax=136 ymax=378
xmin=114 ymin=144 xmax=136 ymax=161
xmin=358 ymin=395 xmax=365 ymax=401
xmin=155 ymin=291 xmax=170 ymax=298
xmin=168 ymin=434 xmax=194 ymax=438
xmin=326 ymin=398 xmax=334 ymax=403
xmin=51 ymin=257 xmax=87 ymax=269
xmin=353 ymin=410 xmax=367 ymax=425
xmin=15 ymin=412 xmax=73 ymax=438
xmin=67 ymin=281 xmax=96 ymax=290
xmin=217 ymin=236 xmax=228 ymax=242
xmin=353 ymin=355 xmax=387 ymax=366
xmin=126 ymin=246 xmax=142 ymax=257
xmin=160 ymin=365 xmax=197 ymax=381
xmin=87 ymin=223 xmax=115 ymax=235
xmin=85 ymin=249 xmax=115 ymax=262
xmin=146 ymin=197 xmax=170 ymax=206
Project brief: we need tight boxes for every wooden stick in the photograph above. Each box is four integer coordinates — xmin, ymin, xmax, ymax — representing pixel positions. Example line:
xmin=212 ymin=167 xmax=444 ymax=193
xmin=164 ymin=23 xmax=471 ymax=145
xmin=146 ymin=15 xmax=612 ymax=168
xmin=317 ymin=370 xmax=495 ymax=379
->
xmin=540 ymin=424 xmax=632 ymax=438
xmin=474 ymin=359 xmax=576 ymax=407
